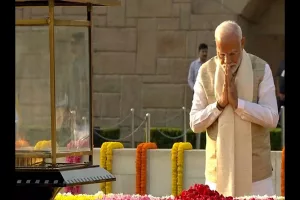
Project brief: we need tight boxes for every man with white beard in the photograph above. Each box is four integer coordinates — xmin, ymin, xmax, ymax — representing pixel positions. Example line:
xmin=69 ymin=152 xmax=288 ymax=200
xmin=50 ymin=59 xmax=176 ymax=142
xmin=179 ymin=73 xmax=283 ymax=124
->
xmin=189 ymin=20 xmax=279 ymax=197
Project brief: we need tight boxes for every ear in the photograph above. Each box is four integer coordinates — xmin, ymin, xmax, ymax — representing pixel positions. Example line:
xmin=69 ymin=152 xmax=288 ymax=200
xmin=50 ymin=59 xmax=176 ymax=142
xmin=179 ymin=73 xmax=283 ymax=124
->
xmin=241 ymin=37 xmax=246 ymax=49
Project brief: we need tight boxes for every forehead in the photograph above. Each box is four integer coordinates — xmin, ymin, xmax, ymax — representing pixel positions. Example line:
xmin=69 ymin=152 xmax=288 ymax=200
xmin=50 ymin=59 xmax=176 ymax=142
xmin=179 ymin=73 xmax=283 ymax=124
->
xmin=216 ymin=36 xmax=241 ymax=53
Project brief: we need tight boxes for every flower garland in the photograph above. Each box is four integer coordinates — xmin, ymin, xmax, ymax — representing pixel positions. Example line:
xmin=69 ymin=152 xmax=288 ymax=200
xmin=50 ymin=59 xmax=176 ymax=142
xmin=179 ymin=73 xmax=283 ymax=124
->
xmin=99 ymin=142 xmax=124 ymax=194
xmin=106 ymin=142 xmax=124 ymax=194
xmin=171 ymin=142 xmax=193 ymax=196
xmin=281 ymin=147 xmax=285 ymax=196
xmin=171 ymin=143 xmax=180 ymax=196
xmin=136 ymin=143 xmax=144 ymax=195
xmin=136 ymin=142 xmax=158 ymax=195
xmin=100 ymin=142 xmax=109 ymax=192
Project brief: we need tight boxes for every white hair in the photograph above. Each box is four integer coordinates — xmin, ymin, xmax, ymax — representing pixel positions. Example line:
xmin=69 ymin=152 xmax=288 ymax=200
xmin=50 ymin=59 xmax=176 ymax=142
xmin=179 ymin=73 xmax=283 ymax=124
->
xmin=214 ymin=20 xmax=242 ymax=41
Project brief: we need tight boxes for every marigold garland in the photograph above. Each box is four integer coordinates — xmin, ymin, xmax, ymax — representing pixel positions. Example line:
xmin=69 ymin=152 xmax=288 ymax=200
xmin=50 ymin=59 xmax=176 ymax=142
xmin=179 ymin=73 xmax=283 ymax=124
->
xmin=99 ymin=142 xmax=124 ymax=194
xmin=281 ymin=147 xmax=285 ymax=196
xmin=171 ymin=143 xmax=180 ymax=196
xmin=136 ymin=143 xmax=144 ymax=195
xmin=136 ymin=142 xmax=158 ymax=195
xmin=106 ymin=142 xmax=124 ymax=194
xmin=171 ymin=142 xmax=193 ymax=196
xmin=100 ymin=142 xmax=108 ymax=193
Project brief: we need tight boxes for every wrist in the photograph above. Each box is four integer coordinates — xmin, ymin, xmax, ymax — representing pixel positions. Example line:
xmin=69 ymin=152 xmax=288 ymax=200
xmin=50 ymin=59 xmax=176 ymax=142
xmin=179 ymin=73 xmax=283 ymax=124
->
xmin=216 ymin=101 xmax=225 ymax=111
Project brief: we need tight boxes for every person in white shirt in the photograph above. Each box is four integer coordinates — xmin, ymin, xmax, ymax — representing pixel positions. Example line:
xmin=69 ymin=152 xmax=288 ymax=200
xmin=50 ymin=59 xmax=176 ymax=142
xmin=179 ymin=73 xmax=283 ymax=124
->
xmin=188 ymin=43 xmax=208 ymax=91
xmin=189 ymin=20 xmax=279 ymax=197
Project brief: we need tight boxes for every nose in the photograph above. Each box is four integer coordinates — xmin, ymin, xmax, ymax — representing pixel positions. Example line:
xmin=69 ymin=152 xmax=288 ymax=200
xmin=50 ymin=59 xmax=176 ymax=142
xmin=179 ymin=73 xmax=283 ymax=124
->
xmin=224 ymin=55 xmax=232 ymax=64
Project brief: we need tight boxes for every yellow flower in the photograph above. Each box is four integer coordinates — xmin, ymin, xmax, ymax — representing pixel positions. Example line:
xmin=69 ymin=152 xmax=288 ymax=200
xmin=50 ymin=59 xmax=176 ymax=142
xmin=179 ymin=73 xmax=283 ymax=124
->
xmin=55 ymin=192 xmax=103 ymax=200
xmin=100 ymin=142 xmax=109 ymax=193
xmin=101 ymin=142 xmax=124 ymax=194
xmin=177 ymin=142 xmax=192 ymax=195
xmin=171 ymin=143 xmax=180 ymax=196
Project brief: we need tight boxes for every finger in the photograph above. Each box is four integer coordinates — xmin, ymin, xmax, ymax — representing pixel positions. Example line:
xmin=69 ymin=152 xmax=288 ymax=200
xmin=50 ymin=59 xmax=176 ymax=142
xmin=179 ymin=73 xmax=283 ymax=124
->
xmin=225 ymin=69 xmax=230 ymax=85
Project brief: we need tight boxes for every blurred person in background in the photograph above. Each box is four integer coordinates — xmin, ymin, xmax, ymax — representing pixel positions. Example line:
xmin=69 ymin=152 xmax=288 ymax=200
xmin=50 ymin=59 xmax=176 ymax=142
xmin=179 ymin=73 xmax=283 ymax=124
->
xmin=188 ymin=43 xmax=208 ymax=92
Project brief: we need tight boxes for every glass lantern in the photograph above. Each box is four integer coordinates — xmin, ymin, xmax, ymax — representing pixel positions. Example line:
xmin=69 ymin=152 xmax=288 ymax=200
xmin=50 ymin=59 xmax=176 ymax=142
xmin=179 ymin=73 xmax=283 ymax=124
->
xmin=15 ymin=0 xmax=121 ymax=167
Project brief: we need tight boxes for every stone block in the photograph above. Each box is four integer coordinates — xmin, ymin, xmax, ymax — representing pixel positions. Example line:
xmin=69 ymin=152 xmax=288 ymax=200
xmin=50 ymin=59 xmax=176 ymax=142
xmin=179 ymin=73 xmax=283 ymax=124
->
xmin=141 ymin=109 xmax=167 ymax=127
xmin=30 ymin=7 xmax=61 ymax=17
xmin=191 ymin=0 xmax=232 ymax=14
xmin=125 ymin=0 xmax=138 ymax=17
xmin=207 ymin=45 xmax=217 ymax=60
xmin=142 ymin=84 xmax=185 ymax=108
xmin=142 ymin=75 xmax=171 ymax=84
xmin=186 ymin=31 xmax=197 ymax=57
xmin=100 ymin=94 xmax=121 ymax=118
xmin=93 ymin=16 xmax=106 ymax=27
xmin=112 ymin=174 xmax=136 ymax=195
xmin=174 ymin=0 xmax=191 ymax=2
xmin=126 ymin=18 xmax=137 ymax=27
xmin=16 ymin=53 xmax=50 ymax=78
xmin=23 ymin=8 xmax=32 ymax=19
xmin=126 ymin=0 xmax=173 ymax=17
xmin=157 ymin=31 xmax=186 ymax=58
xmin=179 ymin=3 xmax=191 ymax=30
xmin=93 ymin=28 xmax=136 ymax=52
xmin=197 ymin=31 xmax=215 ymax=46
xmin=156 ymin=58 xmax=190 ymax=84
xmin=156 ymin=58 xmax=170 ymax=75
xmin=166 ymin=109 xmax=184 ymax=128
xmin=168 ymin=59 xmax=190 ymax=84
xmin=18 ymin=79 xmax=50 ymax=105
xmin=93 ymin=6 xmax=107 ymax=15
xmin=120 ymin=76 xmax=142 ymax=126
xmin=19 ymin=104 xmax=51 ymax=127
xmin=184 ymin=150 xmax=205 ymax=178
xmin=93 ymin=93 xmax=102 ymax=117
xmin=112 ymin=149 xmax=136 ymax=174
xmin=107 ymin=0 xmax=125 ymax=27
xmin=16 ymin=8 xmax=23 ymax=19
xmin=62 ymin=7 xmax=86 ymax=16
xmin=57 ymin=15 xmax=86 ymax=20
xmin=190 ymin=14 xmax=237 ymax=30
xmin=93 ymin=117 xmax=120 ymax=127
xmin=136 ymin=19 xmax=157 ymax=74
xmin=172 ymin=3 xmax=180 ymax=17
xmin=93 ymin=52 xmax=136 ymax=75
xmin=148 ymin=150 xmax=172 ymax=196
xmin=157 ymin=18 xmax=179 ymax=30
xmin=93 ymin=75 xmax=121 ymax=93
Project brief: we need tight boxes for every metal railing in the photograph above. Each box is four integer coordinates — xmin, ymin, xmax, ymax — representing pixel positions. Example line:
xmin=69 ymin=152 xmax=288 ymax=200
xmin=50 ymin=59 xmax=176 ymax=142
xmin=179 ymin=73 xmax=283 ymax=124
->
xmin=95 ymin=105 xmax=285 ymax=149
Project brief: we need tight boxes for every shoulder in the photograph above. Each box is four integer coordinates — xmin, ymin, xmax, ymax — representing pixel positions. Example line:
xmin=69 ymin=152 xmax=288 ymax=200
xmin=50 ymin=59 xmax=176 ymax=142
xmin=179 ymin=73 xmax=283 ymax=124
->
xmin=190 ymin=59 xmax=199 ymax=67
xmin=248 ymin=53 xmax=267 ymax=66
xmin=199 ymin=56 xmax=218 ymax=76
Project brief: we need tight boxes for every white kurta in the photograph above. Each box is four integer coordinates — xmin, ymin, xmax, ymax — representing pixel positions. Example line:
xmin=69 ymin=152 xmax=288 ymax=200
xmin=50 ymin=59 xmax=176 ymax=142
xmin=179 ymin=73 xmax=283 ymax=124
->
xmin=190 ymin=63 xmax=279 ymax=196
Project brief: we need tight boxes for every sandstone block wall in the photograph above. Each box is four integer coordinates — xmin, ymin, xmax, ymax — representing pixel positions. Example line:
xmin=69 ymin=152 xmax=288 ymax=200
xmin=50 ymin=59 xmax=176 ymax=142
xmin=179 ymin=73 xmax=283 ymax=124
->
xmin=16 ymin=0 xmax=284 ymax=142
